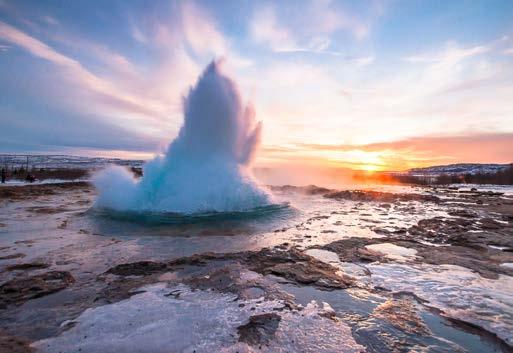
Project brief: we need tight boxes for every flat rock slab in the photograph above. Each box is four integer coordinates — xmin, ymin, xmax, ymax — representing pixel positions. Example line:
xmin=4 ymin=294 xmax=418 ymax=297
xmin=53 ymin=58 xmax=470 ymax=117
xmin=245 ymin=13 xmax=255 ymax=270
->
xmin=238 ymin=313 xmax=282 ymax=346
xmin=0 ymin=330 xmax=35 ymax=353
xmin=0 ymin=271 xmax=75 ymax=307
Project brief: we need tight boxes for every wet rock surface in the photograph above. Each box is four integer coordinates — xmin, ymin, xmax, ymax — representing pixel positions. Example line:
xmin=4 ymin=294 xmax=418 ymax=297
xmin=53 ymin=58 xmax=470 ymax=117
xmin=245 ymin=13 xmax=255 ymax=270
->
xmin=106 ymin=260 xmax=167 ymax=276
xmin=269 ymin=184 xmax=333 ymax=195
xmin=101 ymin=246 xmax=354 ymax=304
xmin=325 ymin=189 xmax=441 ymax=203
xmin=0 ymin=330 xmax=35 ymax=353
xmin=0 ymin=182 xmax=89 ymax=201
xmin=243 ymin=247 xmax=354 ymax=289
xmin=320 ymin=237 xmax=385 ymax=263
xmin=397 ymin=216 xmax=513 ymax=248
xmin=5 ymin=263 xmax=49 ymax=272
xmin=0 ymin=271 xmax=75 ymax=307
xmin=319 ymin=235 xmax=513 ymax=279
xmin=372 ymin=297 xmax=431 ymax=335
xmin=410 ymin=242 xmax=513 ymax=279
xmin=0 ymin=253 xmax=26 ymax=260
xmin=1 ymin=182 xmax=513 ymax=352
xmin=237 ymin=313 xmax=282 ymax=346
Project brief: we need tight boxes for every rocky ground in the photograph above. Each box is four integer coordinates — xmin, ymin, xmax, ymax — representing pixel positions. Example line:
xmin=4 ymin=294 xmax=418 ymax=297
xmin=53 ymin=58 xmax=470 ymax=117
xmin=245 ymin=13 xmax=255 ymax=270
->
xmin=0 ymin=182 xmax=512 ymax=352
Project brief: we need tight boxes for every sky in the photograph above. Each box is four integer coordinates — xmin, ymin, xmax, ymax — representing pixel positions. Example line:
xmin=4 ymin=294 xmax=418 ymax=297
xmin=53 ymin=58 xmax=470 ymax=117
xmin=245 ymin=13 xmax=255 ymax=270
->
xmin=0 ymin=0 xmax=512 ymax=171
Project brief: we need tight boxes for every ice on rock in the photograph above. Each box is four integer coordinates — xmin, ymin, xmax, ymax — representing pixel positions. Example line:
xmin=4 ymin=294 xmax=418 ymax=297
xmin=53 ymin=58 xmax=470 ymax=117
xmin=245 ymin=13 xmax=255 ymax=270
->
xmin=368 ymin=263 xmax=513 ymax=345
xmin=365 ymin=243 xmax=418 ymax=261
xmin=33 ymin=283 xmax=364 ymax=353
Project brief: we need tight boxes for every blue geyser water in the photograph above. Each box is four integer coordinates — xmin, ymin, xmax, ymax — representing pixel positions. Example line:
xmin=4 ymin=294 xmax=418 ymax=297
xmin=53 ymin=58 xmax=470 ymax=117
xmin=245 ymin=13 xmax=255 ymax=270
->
xmin=90 ymin=203 xmax=291 ymax=226
xmin=93 ymin=60 xmax=273 ymax=214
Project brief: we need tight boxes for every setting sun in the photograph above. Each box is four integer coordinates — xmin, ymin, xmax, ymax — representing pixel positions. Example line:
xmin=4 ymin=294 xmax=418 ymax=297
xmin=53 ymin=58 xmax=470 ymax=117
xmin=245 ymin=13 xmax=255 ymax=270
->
xmin=359 ymin=164 xmax=380 ymax=172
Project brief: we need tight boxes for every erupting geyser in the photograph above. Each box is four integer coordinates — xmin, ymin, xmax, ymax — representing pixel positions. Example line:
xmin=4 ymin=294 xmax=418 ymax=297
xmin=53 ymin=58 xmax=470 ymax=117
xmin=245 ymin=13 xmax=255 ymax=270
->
xmin=93 ymin=60 xmax=272 ymax=214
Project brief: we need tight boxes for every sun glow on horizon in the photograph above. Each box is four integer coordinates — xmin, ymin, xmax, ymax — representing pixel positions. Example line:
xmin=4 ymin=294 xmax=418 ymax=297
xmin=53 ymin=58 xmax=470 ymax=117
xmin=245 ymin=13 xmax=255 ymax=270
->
xmin=358 ymin=164 xmax=382 ymax=172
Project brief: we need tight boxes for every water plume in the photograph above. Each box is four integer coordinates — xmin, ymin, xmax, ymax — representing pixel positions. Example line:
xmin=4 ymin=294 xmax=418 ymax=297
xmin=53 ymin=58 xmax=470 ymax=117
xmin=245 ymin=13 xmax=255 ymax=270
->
xmin=93 ymin=60 xmax=272 ymax=214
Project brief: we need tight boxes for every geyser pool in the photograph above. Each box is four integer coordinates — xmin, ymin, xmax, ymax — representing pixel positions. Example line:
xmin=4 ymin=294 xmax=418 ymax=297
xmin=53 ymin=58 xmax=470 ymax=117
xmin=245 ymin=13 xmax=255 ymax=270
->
xmin=93 ymin=60 xmax=273 ymax=214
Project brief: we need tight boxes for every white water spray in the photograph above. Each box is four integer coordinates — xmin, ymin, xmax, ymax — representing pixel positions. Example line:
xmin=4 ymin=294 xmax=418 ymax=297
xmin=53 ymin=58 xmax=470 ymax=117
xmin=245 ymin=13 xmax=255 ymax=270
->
xmin=93 ymin=60 xmax=272 ymax=213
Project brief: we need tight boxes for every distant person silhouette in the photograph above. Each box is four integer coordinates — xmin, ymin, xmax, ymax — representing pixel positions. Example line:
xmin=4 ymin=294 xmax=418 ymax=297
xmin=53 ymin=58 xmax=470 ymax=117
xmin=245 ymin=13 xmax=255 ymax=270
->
xmin=1 ymin=168 xmax=5 ymax=183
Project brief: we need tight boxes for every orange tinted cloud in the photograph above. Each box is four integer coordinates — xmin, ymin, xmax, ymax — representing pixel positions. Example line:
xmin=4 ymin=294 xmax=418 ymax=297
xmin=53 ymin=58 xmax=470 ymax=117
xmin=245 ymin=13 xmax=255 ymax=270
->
xmin=260 ymin=133 xmax=513 ymax=171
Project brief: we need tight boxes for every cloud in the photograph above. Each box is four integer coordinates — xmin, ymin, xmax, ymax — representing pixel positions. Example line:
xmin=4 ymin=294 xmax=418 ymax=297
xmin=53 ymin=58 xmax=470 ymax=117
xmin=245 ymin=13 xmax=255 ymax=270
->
xmin=0 ymin=1 xmax=254 ymax=154
xmin=249 ymin=1 xmax=377 ymax=54
xmin=0 ymin=21 xmax=78 ymax=66
xmin=290 ymin=132 xmax=513 ymax=169
xmin=245 ymin=34 xmax=513 ymax=166
xmin=504 ymin=47 xmax=513 ymax=55
xmin=403 ymin=44 xmax=490 ymax=63
xmin=250 ymin=5 xmax=297 ymax=52
xmin=0 ymin=21 xmax=167 ymax=121
xmin=301 ymin=0 xmax=371 ymax=39
xmin=0 ymin=105 xmax=161 ymax=154
xmin=131 ymin=24 xmax=147 ymax=44
xmin=47 ymin=31 xmax=140 ymax=78
xmin=180 ymin=1 xmax=228 ymax=56
xmin=41 ymin=15 xmax=58 ymax=25
xmin=347 ymin=40 xmax=512 ymax=138
xmin=353 ymin=55 xmax=374 ymax=67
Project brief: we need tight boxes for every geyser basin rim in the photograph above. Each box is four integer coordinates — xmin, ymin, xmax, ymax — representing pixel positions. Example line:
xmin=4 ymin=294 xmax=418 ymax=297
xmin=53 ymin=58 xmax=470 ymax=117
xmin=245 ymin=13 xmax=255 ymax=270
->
xmin=89 ymin=202 xmax=292 ymax=225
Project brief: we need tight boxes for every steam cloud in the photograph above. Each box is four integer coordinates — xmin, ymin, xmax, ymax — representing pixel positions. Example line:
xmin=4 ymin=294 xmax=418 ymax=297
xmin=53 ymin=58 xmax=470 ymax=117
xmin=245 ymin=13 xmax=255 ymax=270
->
xmin=93 ymin=60 xmax=272 ymax=213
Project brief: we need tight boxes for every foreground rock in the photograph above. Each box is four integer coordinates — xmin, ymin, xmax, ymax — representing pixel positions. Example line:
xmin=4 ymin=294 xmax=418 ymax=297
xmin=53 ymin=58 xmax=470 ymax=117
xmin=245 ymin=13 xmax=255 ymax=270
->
xmin=325 ymin=190 xmax=440 ymax=203
xmin=244 ymin=247 xmax=354 ymax=289
xmin=0 ymin=182 xmax=90 ymax=201
xmin=0 ymin=271 xmax=75 ymax=307
xmin=372 ymin=297 xmax=431 ymax=336
xmin=0 ymin=330 xmax=35 ymax=353
xmin=5 ymin=263 xmax=49 ymax=271
xmin=319 ymin=235 xmax=513 ymax=279
xmin=105 ymin=247 xmax=354 ymax=293
xmin=237 ymin=313 xmax=282 ymax=346
xmin=1 ymin=182 xmax=512 ymax=352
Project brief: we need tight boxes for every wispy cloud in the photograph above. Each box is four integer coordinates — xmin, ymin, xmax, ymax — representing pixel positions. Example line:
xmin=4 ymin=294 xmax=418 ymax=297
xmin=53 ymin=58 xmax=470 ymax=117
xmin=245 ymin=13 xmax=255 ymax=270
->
xmin=41 ymin=15 xmax=58 ymax=26
xmin=0 ymin=1 xmax=254 ymax=154
xmin=0 ymin=21 xmax=77 ymax=66
xmin=353 ymin=55 xmax=374 ymax=67
xmin=250 ymin=5 xmax=297 ymax=52
xmin=276 ymin=132 xmax=513 ymax=170
xmin=251 ymin=35 xmax=513 ymax=156
xmin=249 ymin=1 xmax=377 ymax=54
xmin=403 ymin=44 xmax=490 ymax=63
xmin=0 ymin=21 xmax=167 ymax=120
xmin=131 ymin=24 xmax=147 ymax=44
xmin=0 ymin=0 xmax=252 ymax=123
xmin=180 ymin=1 xmax=228 ymax=56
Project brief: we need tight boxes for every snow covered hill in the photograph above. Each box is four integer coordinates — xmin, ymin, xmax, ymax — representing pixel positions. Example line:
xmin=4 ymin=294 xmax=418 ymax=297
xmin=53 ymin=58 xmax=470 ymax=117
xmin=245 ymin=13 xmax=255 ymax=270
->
xmin=409 ymin=163 xmax=510 ymax=176
xmin=0 ymin=154 xmax=145 ymax=170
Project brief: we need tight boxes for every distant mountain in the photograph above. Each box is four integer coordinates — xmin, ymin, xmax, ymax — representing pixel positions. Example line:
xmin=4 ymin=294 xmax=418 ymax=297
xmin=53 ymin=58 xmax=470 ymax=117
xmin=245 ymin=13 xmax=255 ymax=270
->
xmin=0 ymin=154 xmax=145 ymax=170
xmin=408 ymin=163 xmax=511 ymax=176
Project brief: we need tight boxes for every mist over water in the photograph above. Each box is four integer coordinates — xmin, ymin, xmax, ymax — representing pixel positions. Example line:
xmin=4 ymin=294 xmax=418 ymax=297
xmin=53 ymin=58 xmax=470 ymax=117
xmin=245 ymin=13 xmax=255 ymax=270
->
xmin=93 ymin=60 xmax=273 ymax=214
